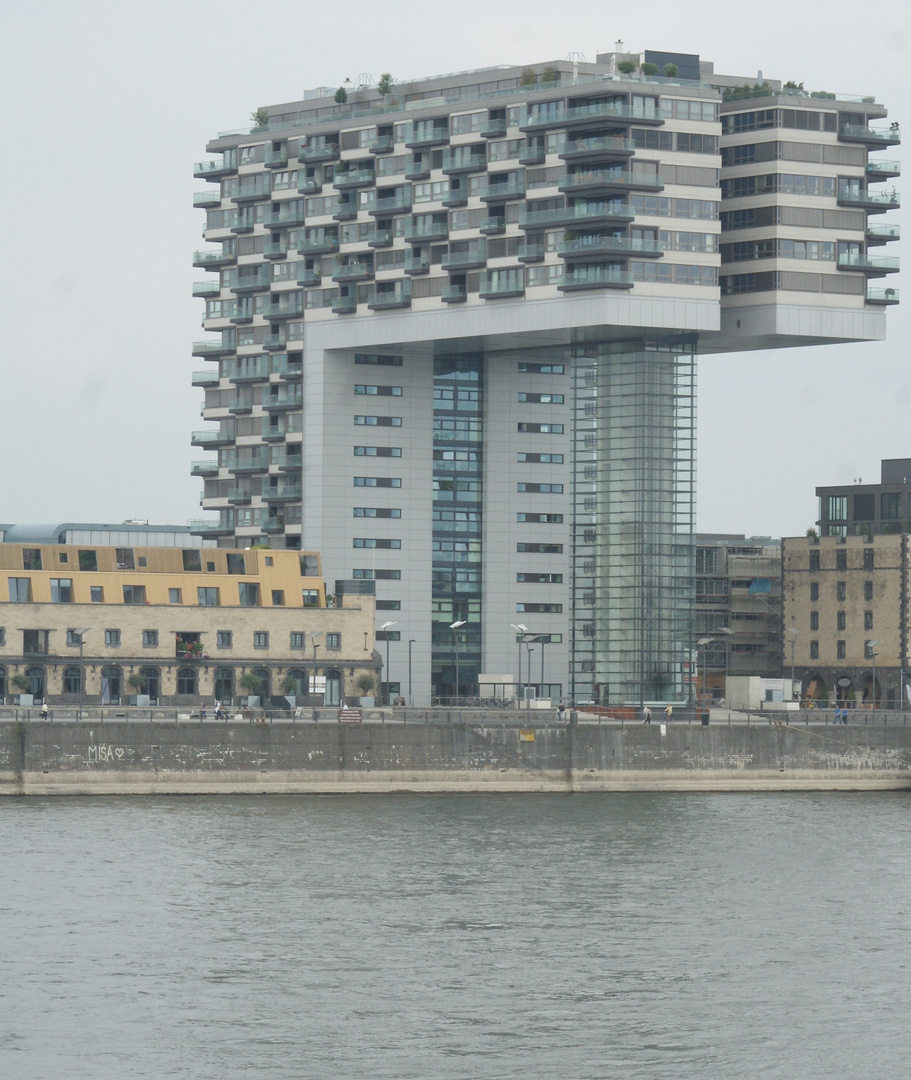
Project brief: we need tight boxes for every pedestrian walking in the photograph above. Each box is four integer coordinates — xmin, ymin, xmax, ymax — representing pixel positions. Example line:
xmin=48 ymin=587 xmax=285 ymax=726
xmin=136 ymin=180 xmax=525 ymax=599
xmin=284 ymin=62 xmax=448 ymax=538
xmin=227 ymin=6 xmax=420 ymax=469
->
xmin=557 ymin=701 xmax=565 ymax=721
xmin=643 ymin=705 xmax=651 ymax=724
xmin=200 ymin=702 xmax=207 ymax=720
xmin=664 ymin=703 xmax=673 ymax=722
xmin=40 ymin=701 xmax=49 ymax=720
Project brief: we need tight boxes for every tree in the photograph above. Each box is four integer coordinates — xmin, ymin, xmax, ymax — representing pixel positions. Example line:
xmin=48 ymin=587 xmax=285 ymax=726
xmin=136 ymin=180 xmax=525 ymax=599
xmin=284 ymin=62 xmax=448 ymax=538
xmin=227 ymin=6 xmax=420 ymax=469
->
xmin=541 ymin=65 xmax=557 ymax=86
xmin=239 ymin=672 xmax=263 ymax=695
xmin=640 ymin=62 xmax=658 ymax=76
xmin=250 ymin=108 xmax=269 ymax=128
xmin=280 ymin=674 xmax=298 ymax=696
xmin=356 ymin=673 xmax=376 ymax=696
xmin=334 ymin=86 xmax=348 ymax=104
xmin=126 ymin=672 xmax=145 ymax=693
xmin=519 ymin=66 xmax=537 ymax=86
xmin=617 ymin=60 xmax=637 ymax=75
xmin=11 ymin=673 xmax=31 ymax=694
xmin=377 ymin=72 xmax=394 ymax=96
xmin=663 ymin=63 xmax=678 ymax=78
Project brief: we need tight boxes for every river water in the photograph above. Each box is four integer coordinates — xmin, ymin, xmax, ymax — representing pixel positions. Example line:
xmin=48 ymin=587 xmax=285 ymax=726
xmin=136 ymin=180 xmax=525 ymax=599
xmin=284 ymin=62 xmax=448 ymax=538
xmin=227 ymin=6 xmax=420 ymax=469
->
xmin=1 ymin=793 xmax=909 ymax=1078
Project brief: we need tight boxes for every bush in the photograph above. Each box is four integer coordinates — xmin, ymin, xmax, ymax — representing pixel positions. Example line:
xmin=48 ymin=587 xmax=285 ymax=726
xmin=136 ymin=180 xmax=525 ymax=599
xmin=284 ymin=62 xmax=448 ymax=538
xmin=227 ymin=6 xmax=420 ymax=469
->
xmin=617 ymin=60 xmax=637 ymax=75
xmin=334 ymin=86 xmax=348 ymax=104
xmin=250 ymin=108 xmax=269 ymax=128
xmin=519 ymin=66 xmax=537 ymax=86
xmin=640 ymin=62 xmax=658 ymax=76
xmin=663 ymin=63 xmax=678 ymax=78
xmin=356 ymin=673 xmax=376 ymax=695
xmin=11 ymin=673 xmax=31 ymax=694
xmin=239 ymin=672 xmax=263 ymax=695
xmin=377 ymin=73 xmax=394 ymax=96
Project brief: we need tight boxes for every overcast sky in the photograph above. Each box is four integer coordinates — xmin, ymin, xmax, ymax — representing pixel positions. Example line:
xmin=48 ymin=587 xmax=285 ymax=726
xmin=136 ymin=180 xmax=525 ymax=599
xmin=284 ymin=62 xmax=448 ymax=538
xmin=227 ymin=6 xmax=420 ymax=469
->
xmin=0 ymin=0 xmax=906 ymax=540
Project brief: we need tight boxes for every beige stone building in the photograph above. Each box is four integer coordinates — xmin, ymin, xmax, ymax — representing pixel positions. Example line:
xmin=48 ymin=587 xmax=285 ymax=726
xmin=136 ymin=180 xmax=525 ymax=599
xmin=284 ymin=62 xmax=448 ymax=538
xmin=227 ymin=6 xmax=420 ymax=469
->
xmin=781 ymin=534 xmax=907 ymax=708
xmin=0 ymin=543 xmax=377 ymax=706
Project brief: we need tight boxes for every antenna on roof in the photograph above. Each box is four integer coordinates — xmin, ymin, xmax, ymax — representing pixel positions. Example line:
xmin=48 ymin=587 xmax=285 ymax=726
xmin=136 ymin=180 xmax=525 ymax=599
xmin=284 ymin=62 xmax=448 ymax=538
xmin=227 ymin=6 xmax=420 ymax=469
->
xmin=356 ymin=72 xmax=374 ymax=88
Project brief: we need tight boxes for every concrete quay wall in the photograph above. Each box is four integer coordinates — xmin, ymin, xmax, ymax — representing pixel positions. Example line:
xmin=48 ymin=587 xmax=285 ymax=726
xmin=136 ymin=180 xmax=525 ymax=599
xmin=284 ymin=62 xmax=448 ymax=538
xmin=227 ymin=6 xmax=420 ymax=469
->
xmin=2 ymin=720 xmax=911 ymax=795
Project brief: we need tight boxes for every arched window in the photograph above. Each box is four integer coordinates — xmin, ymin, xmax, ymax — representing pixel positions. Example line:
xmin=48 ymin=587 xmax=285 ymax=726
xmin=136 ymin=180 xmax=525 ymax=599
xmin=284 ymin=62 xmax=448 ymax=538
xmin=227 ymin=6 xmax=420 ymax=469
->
xmin=26 ymin=666 xmax=46 ymax=698
xmin=63 ymin=666 xmax=82 ymax=694
xmin=176 ymin=667 xmax=197 ymax=695
xmin=214 ymin=667 xmax=234 ymax=702
xmin=0 ymin=665 xmax=6 ymax=698
xmin=324 ymin=668 xmax=342 ymax=707
xmin=141 ymin=666 xmax=160 ymax=701
xmin=285 ymin=668 xmax=307 ymax=695
xmin=101 ymin=666 xmax=122 ymax=704
xmin=252 ymin=666 xmax=270 ymax=699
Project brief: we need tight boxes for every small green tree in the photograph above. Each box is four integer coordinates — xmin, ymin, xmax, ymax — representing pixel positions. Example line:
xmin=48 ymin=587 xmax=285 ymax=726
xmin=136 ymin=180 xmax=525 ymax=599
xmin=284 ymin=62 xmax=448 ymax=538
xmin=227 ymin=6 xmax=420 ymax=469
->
xmin=541 ymin=65 xmax=557 ymax=86
xmin=334 ymin=86 xmax=348 ymax=104
xmin=663 ymin=63 xmax=678 ymax=78
xmin=11 ymin=673 xmax=31 ymax=694
xmin=126 ymin=672 xmax=145 ymax=694
xmin=250 ymin=108 xmax=269 ymax=128
xmin=377 ymin=72 xmax=394 ymax=96
xmin=617 ymin=60 xmax=637 ymax=75
xmin=806 ymin=527 xmax=819 ymax=540
xmin=519 ymin=66 xmax=537 ymax=86
xmin=356 ymin=673 xmax=376 ymax=696
xmin=640 ymin=62 xmax=658 ymax=76
xmin=239 ymin=672 xmax=263 ymax=696
xmin=280 ymin=674 xmax=298 ymax=696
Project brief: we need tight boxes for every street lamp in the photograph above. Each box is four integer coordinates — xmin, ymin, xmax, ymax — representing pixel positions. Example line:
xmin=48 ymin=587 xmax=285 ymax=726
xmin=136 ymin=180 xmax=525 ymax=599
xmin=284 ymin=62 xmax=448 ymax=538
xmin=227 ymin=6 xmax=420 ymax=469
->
xmin=380 ymin=621 xmax=397 ymax=704
xmin=785 ymin=627 xmax=799 ymax=702
xmin=697 ymin=637 xmax=714 ymax=712
xmin=408 ymin=638 xmax=416 ymax=706
xmin=510 ymin=624 xmax=527 ymax=705
xmin=71 ymin=628 xmax=90 ymax=722
xmin=308 ymin=631 xmax=323 ymax=706
xmin=450 ymin=621 xmax=466 ymax=704
xmin=524 ymin=642 xmax=537 ymax=721
xmin=867 ymin=639 xmax=881 ymax=719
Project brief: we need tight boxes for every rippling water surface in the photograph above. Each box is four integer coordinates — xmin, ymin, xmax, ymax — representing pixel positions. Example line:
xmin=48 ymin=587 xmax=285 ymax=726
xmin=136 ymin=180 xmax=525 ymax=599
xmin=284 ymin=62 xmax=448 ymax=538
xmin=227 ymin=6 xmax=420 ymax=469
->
xmin=1 ymin=793 xmax=909 ymax=1078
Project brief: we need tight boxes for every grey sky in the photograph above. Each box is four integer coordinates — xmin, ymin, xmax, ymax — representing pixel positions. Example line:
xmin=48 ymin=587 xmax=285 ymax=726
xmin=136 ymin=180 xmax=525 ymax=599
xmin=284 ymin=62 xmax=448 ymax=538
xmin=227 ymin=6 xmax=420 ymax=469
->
xmin=0 ymin=0 xmax=906 ymax=539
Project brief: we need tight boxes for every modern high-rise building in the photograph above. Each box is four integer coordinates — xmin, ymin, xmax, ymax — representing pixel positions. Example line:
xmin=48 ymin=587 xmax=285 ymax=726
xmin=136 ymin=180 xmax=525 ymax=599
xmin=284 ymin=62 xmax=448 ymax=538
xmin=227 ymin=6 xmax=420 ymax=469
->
xmin=191 ymin=47 xmax=898 ymax=706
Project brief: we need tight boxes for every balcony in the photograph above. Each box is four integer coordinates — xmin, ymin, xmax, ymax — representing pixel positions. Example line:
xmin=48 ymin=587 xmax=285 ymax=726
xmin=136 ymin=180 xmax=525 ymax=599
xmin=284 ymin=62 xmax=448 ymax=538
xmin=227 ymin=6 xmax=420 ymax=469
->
xmin=193 ymin=190 xmax=222 ymax=209
xmin=263 ymin=516 xmax=286 ymax=534
xmin=266 ymin=205 xmax=306 ymax=229
xmin=271 ymin=448 xmax=303 ymax=470
xmin=225 ymin=357 xmax=270 ymax=381
xmin=518 ymin=144 xmax=546 ymax=166
xmin=265 ymin=296 xmax=304 ymax=320
xmin=223 ymin=449 xmax=269 ymax=472
xmin=229 ymin=300 xmax=255 ymax=323
xmin=405 ymin=155 xmax=430 ymax=180
xmin=192 ymin=369 xmax=220 ymax=387
xmin=194 ymin=155 xmax=236 ymax=180
xmin=193 ymin=247 xmax=235 ymax=269
xmin=839 ymin=123 xmax=901 ymax=147
xmin=367 ymin=226 xmax=393 ymax=248
xmin=866 ymin=287 xmax=900 ymax=305
xmin=366 ymin=190 xmax=413 ymax=216
xmin=479 ymin=176 xmax=526 ymax=202
xmin=866 ymin=159 xmax=901 ymax=180
xmin=332 ymin=261 xmax=374 ymax=282
xmin=367 ymin=134 xmax=394 ymax=154
xmin=264 ymin=239 xmax=289 ymax=259
xmin=517 ymin=239 xmax=545 ymax=263
xmin=333 ymin=165 xmax=376 ymax=189
xmin=299 ymin=233 xmax=339 ymax=255
xmin=404 ymin=255 xmax=430 ymax=275
xmin=192 ymin=280 xmax=221 ymax=298
xmin=441 ymin=283 xmax=467 ymax=303
xmin=299 ymin=142 xmax=340 ymax=163
xmin=479 ymin=216 xmax=506 ymax=235
xmin=837 ymin=186 xmax=900 ymax=213
xmin=228 ymin=396 xmax=253 ymax=414
xmin=262 ymin=483 xmax=302 ymax=503
xmin=192 ymin=338 xmax=233 ymax=359
xmin=404 ymin=122 xmax=450 ymax=148
xmin=191 ymin=460 xmax=219 ymax=477
xmin=228 ymin=178 xmax=270 ymax=203
xmin=231 ymin=208 xmax=257 ymax=234
xmin=559 ymin=135 xmax=636 ymax=160
xmin=227 ymin=488 xmax=253 ymax=505
xmin=442 ymin=148 xmax=488 ymax=174
xmin=480 ymin=117 xmax=507 ymax=138
xmin=367 ymin=282 xmax=412 ymax=310
xmin=189 ymin=517 xmax=235 ymax=537
xmin=271 ymin=355 xmax=302 ymax=380
xmin=558 ymin=234 xmax=663 ymax=259
xmin=263 ymin=389 xmax=303 ymax=411
xmin=265 ymin=145 xmax=289 ymax=169
xmin=559 ymin=169 xmax=664 ymax=194
xmin=867 ymin=222 xmax=900 ymax=246
xmin=297 ymin=265 xmax=321 ymax=286
xmin=231 ymin=267 xmax=271 ymax=293
xmin=557 ymin=265 xmax=634 ymax=291
xmin=191 ymin=428 xmax=233 ymax=448
xmin=479 ymin=272 xmax=524 ymax=299
xmin=297 ymin=175 xmax=322 ymax=194
xmin=519 ymin=202 xmax=634 ymax=229
xmin=332 ymin=294 xmax=358 ymax=315
xmin=404 ymin=218 xmax=448 ymax=243
xmin=441 ymin=242 xmax=486 ymax=270
xmin=441 ymin=182 xmax=468 ymax=207
xmin=837 ymin=253 xmax=900 ymax=275
xmin=332 ymin=196 xmax=358 ymax=221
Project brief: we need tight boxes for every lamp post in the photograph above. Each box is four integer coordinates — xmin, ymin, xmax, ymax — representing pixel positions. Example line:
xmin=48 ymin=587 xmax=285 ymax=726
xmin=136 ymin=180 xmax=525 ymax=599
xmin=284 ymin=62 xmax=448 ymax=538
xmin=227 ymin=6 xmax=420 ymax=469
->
xmin=72 ymin=628 xmax=90 ymax=722
xmin=867 ymin=639 xmax=881 ymax=720
xmin=696 ymin=637 xmax=714 ymax=714
xmin=380 ymin=621 xmax=397 ymax=704
xmin=450 ymin=621 xmax=466 ymax=704
xmin=785 ymin=627 xmax=799 ymax=702
xmin=524 ymin=643 xmax=537 ymax=722
xmin=510 ymin=624 xmax=528 ymax=705
xmin=309 ymin=631 xmax=323 ymax=706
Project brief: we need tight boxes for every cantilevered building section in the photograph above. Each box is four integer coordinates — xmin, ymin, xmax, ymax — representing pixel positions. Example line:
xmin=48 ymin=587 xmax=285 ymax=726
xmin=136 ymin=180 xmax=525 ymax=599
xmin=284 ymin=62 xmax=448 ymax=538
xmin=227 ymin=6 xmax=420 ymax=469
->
xmin=190 ymin=47 xmax=898 ymax=706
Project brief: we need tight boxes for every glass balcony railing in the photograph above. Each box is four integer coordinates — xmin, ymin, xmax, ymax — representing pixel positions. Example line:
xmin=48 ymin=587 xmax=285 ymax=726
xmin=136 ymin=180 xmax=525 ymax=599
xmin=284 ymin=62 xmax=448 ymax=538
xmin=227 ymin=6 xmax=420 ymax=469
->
xmin=333 ymin=166 xmax=376 ymax=188
xmin=367 ymin=282 xmax=412 ymax=309
xmin=866 ymin=287 xmax=899 ymax=305
xmin=479 ymin=273 xmax=524 ymax=299
xmin=332 ymin=295 xmax=357 ymax=315
xmin=839 ymin=123 xmax=901 ymax=145
xmin=192 ymin=370 xmax=220 ymax=387
xmin=838 ymin=187 xmax=900 ymax=210
xmin=519 ymin=203 xmax=633 ymax=228
xmin=299 ymin=142 xmax=339 ymax=162
xmin=866 ymin=223 xmax=900 ymax=244
xmin=194 ymin=155 xmax=236 ymax=179
xmin=441 ymin=244 xmax=486 ymax=270
xmin=558 ymin=235 xmax=663 ymax=258
xmin=193 ymin=248 xmax=235 ymax=268
xmin=442 ymin=149 xmax=488 ymax=173
xmin=191 ymin=460 xmax=219 ymax=477
xmin=192 ymin=280 xmax=220 ymax=298
xmin=193 ymin=190 xmax=222 ymax=208
xmin=191 ymin=429 xmax=233 ymax=447
xmin=333 ymin=262 xmax=374 ymax=282
xmin=837 ymin=253 xmax=900 ymax=273
xmin=560 ymin=170 xmax=663 ymax=192
xmin=559 ymin=136 xmax=636 ymax=158
xmin=367 ymin=228 xmax=393 ymax=248
xmin=441 ymin=284 xmax=467 ymax=303
xmin=866 ymin=159 xmax=900 ymax=177
xmin=557 ymin=266 xmax=634 ymax=291
xmin=299 ymin=234 xmax=339 ymax=254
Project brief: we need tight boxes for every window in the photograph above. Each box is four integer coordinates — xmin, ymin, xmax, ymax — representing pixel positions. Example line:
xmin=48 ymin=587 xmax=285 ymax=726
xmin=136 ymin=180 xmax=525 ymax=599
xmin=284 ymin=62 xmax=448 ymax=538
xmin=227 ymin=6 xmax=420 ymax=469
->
xmin=211 ymin=631 xmax=230 ymax=650
xmin=23 ymin=630 xmax=49 ymax=655
xmin=354 ymin=476 xmax=402 ymax=488
xmin=810 ymin=640 xmax=819 ymax=660
xmin=834 ymin=550 xmax=847 ymax=572
xmin=91 ymin=586 xmax=104 ymax=603
xmin=0 ymin=628 xmax=4 ymax=646
xmin=376 ymin=599 xmax=401 ymax=610
xmin=517 ymin=422 xmax=564 ymax=434
xmin=206 ymin=561 xmax=216 ymax=572
xmin=353 ymin=538 xmax=401 ymax=548
xmin=354 ymin=446 xmax=402 ymax=457
xmin=326 ymin=632 xmax=341 ymax=649
xmin=517 ymin=513 xmax=563 ymax=523
xmin=238 ymin=583 xmax=260 ymax=607
xmin=115 ymin=548 xmax=135 ymax=570
xmin=353 ymin=507 xmax=402 ymax=518
xmin=105 ymin=629 xmax=121 ymax=647
xmin=517 ymin=483 xmax=563 ymax=493
xmin=517 ymin=453 xmax=563 ymax=463
xmin=354 ymin=415 xmax=402 ymax=427
xmin=881 ymin=492 xmax=902 ymax=520
xmin=809 ymin=550 xmax=820 ymax=571
xmin=227 ymin=553 xmax=246 ymax=575
xmin=49 ymin=578 xmax=73 ymax=603
xmin=122 ymin=585 xmax=146 ymax=605
xmin=63 ymin=667 xmax=81 ymax=694
xmin=517 ymin=573 xmax=563 ymax=583
xmin=517 ymin=393 xmax=564 ymax=404
xmin=354 ymin=384 xmax=403 ymax=396
xmin=517 ymin=543 xmax=563 ymax=553
xmin=853 ymin=493 xmax=874 ymax=521
xmin=197 ymin=587 xmax=220 ymax=607
xmin=837 ymin=581 xmax=846 ymax=602
xmin=66 ymin=629 xmax=85 ymax=646
xmin=864 ymin=611 xmax=874 ymax=631
xmin=810 ymin=611 xmax=819 ymax=631
xmin=254 ymin=631 xmax=269 ymax=649
xmin=78 ymin=550 xmax=97 ymax=571
xmin=864 ymin=641 xmax=876 ymax=660
xmin=810 ymin=582 xmax=819 ymax=602
xmin=837 ymin=611 xmax=846 ymax=631
xmin=376 ymin=629 xmax=400 ymax=641
xmin=271 ymin=590 xmax=285 ymax=606
xmin=515 ymin=603 xmax=563 ymax=613
xmin=8 ymin=577 xmax=31 ymax=602
xmin=169 ymin=588 xmax=182 ymax=604
xmin=176 ymin=668 xmax=197 ymax=695
xmin=290 ymin=632 xmax=305 ymax=649
xmin=142 ymin=630 xmax=159 ymax=648
xmin=22 ymin=548 xmax=42 ymax=570
xmin=864 ymin=549 xmax=875 ymax=571
xmin=302 ymin=589 xmax=319 ymax=607
xmin=837 ymin=640 xmax=846 ymax=659
xmin=864 ymin=581 xmax=874 ymax=601
xmin=519 ymin=363 xmax=564 ymax=374
xmin=355 ymin=353 xmax=402 ymax=366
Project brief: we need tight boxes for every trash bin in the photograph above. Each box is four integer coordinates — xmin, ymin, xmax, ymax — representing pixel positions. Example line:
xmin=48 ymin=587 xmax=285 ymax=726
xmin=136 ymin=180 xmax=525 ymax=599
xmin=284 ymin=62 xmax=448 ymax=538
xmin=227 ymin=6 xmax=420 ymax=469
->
xmin=701 ymin=710 xmax=709 ymax=726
